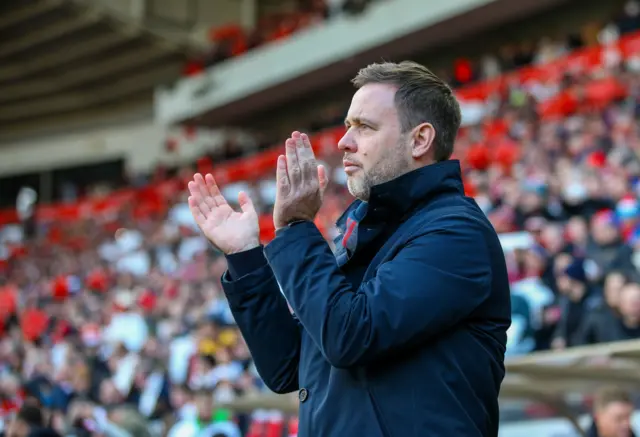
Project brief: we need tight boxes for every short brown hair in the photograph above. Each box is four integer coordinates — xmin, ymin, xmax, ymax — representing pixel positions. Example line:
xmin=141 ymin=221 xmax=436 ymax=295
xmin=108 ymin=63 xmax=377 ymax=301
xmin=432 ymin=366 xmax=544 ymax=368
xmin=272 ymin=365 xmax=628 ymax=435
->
xmin=594 ymin=386 xmax=632 ymax=412
xmin=351 ymin=61 xmax=461 ymax=162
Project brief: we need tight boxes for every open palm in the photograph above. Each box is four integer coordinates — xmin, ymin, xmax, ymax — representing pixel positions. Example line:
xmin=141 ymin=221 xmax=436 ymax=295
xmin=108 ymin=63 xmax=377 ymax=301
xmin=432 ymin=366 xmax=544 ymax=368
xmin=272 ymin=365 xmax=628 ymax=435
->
xmin=187 ymin=173 xmax=260 ymax=255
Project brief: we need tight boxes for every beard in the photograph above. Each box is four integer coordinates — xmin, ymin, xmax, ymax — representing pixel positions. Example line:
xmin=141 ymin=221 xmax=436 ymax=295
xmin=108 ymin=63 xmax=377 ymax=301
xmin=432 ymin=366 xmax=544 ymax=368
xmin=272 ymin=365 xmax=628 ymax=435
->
xmin=347 ymin=137 xmax=412 ymax=201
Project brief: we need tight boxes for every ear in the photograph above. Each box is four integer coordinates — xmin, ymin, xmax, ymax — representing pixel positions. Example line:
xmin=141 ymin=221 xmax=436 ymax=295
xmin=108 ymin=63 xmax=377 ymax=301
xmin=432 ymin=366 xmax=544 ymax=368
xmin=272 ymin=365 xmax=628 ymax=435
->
xmin=411 ymin=122 xmax=436 ymax=161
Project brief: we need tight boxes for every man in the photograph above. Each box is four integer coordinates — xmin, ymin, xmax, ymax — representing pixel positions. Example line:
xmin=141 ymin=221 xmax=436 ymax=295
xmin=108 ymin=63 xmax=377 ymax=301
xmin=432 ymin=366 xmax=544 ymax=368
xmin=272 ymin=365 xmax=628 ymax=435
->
xmin=188 ymin=61 xmax=511 ymax=436
xmin=6 ymin=405 xmax=43 ymax=437
xmin=167 ymin=390 xmax=240 ymax=437
xmin=587 ymin=386 xmax=636 ymax=437
xmin=25 ymin=430 xmax=61 ymax=437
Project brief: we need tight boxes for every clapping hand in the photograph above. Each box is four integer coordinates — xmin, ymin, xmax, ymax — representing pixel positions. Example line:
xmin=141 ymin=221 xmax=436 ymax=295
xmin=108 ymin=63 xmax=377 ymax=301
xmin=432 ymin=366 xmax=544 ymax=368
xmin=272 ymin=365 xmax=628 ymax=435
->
xmin=187 ymin=173 xmax=260 ymax=255
xmin=273 ymin=131 xmax=328 ymax=230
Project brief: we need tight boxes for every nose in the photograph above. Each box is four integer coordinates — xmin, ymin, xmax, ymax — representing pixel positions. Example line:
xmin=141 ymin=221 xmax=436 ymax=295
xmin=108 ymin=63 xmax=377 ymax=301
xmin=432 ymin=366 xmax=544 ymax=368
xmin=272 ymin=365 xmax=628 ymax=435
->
xmin=338 ymin=129 xmax=356 ymax=152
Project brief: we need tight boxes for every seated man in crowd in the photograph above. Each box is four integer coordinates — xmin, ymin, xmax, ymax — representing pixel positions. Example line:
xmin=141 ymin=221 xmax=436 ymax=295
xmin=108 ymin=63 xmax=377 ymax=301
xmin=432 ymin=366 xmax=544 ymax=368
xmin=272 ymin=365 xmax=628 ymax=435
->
xmin=588 ymin=386 xmax=637 ymax=437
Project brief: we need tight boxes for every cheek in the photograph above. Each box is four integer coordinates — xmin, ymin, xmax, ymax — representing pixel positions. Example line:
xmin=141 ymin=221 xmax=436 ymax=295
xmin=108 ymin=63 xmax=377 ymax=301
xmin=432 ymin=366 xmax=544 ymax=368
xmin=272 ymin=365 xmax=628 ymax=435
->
xmin=358 ymin=131 xmax=396 ymax=168
xmin=359 ymin=138 xmax=384 ymax=163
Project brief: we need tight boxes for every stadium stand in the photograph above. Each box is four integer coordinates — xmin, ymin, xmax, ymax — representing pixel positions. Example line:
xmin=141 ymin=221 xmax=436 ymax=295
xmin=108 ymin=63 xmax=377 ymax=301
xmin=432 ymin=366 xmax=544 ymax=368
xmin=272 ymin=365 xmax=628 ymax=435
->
xmin=1 ymin=0 xmax=640 ymax=436
xmin=183 ymin=0 xmax=376 ymax=74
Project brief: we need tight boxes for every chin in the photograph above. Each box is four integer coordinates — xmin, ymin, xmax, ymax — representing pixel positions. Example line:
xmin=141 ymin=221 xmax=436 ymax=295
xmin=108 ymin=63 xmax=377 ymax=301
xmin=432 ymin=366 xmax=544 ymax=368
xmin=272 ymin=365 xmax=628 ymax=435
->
xmin=347 ymin=182 xmax=369 ymax=201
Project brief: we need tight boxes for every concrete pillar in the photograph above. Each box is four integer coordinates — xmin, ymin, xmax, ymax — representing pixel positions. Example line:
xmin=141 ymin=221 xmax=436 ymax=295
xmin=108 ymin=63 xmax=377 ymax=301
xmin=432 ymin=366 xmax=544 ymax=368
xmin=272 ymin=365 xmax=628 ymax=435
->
xmin=240 ymin=0 xmax=257 ymax=30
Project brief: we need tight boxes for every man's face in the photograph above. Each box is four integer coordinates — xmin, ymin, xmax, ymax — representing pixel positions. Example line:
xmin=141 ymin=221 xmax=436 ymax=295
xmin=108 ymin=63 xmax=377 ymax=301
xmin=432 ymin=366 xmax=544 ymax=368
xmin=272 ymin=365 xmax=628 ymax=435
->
xmin=7 ymin=418 xmax=30 ymax=437
xmin=619 ymin=285 xmax=640 ymax=319
xmin=604 ymin=273 xmax=625 ymax=308
xmin=567 ymin=217 xmax=588 ymax=243
xmin=596 ymin=401 xmax=633 ymax=437
xmin=170 ymin=387 xmax=189 ymax=408
xmin=339 ymin=83 xmax=413 ymax=201
xmin=195 ymin=393 xmax=213 ymax=419
xmin=592 ymin=220 xmax=618 ymax=245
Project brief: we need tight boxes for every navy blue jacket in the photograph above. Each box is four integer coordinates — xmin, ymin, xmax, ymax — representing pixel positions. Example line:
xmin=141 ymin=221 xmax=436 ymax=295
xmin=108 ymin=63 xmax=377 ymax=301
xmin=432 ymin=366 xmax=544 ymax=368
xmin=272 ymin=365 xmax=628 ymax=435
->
xmin=222 ymin=160 xmax=511 ymax=437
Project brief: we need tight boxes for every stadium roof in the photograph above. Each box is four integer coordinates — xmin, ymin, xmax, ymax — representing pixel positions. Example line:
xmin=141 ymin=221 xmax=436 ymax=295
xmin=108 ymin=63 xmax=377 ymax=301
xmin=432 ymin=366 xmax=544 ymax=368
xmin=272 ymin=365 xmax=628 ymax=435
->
xmin=0 ymin=0 xmax=199 ymax=143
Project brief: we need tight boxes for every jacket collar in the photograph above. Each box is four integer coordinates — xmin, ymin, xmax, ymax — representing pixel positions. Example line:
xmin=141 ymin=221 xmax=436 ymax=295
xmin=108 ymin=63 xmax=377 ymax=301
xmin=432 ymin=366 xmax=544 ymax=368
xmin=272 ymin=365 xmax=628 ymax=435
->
xmin=336 ymin=159 xmax=464 ymax=230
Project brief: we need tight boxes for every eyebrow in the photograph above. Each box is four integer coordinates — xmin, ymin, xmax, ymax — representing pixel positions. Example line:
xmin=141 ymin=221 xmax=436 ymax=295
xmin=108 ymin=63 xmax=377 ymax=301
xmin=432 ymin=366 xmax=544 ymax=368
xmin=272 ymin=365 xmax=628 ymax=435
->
xmin=344 ymin=117 xmax=377 ymax=127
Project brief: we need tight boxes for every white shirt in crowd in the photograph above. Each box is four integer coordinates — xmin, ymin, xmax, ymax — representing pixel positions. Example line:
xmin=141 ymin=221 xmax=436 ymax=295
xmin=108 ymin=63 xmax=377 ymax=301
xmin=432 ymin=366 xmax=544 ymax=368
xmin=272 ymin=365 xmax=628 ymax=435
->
xmin=167 ymin=419 xmax=241 ymax=437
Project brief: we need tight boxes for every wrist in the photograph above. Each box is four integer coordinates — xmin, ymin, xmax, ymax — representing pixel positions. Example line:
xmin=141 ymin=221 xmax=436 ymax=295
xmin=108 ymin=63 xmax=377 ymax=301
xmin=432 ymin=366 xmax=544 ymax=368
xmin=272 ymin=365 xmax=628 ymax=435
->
xmin=227 ymin=240 xmax=261 ymax=255
xmin=275 ymin=219 xmax=309 ymax=233
xmin=225 ymin=245 xmax=266 ymax=279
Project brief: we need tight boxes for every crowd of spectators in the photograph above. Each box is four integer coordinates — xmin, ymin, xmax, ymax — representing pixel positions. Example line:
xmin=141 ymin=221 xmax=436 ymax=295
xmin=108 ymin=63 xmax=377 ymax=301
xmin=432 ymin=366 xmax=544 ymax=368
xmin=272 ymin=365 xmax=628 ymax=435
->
xmin=0 ymin=3 xmax=640 ymax=437
xmin=434 ymin=0 xmax=640 ymax=87
xmin=183 ymin=0 xmax=381 ymax=76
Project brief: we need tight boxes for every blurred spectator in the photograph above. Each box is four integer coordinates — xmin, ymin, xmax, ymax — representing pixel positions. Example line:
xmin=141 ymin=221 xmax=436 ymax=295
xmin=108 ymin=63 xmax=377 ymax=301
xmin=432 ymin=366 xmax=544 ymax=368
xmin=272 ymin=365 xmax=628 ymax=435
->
xmin=588 ymin=386 xmax=637 ymax=437
xmin=166 ymin=389 xmax=240 ymax=437
xmin=27 ymin=429 xmax=61 ymax=437
xmin=552 ymin=257 xmax=602 ymax=349
xmin=617 ymin=1 xmax=640 ymax=35
xmin=577 ymin=281 xmax=640 ymax=344
xmin=6 ymin=405 xmax=45 ymax=437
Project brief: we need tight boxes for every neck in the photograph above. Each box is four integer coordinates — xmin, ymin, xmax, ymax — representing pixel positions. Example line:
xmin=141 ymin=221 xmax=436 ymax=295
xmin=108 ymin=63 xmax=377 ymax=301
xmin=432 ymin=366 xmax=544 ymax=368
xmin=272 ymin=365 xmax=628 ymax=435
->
xmin=569 ymin=289 xmax=585 ymax=302
xmin=623 ymin=316 xmax=640 ymax=328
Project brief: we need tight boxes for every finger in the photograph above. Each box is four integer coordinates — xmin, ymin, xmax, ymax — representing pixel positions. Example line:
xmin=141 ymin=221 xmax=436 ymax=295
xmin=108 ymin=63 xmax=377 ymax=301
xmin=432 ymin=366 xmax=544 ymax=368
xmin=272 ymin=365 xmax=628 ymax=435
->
xmin=318 ymin=164 xmax=328 ymax=194
xmin=187 ymin=178 xmax=200 ymax=198
xmin=204 ymin=173 xmax=227 ymax=207
xmin=276 ymin=155 xmax=290 ymax=196
xmin=301 ymin=132 xmax=313 ymax=149
xmin=188 ymin=196 xmax=207 ymax=225
xmin=194 ymin=173 xmax=217 ymax=210
xmin=286 ymin=135 xmax=301 ymax=185
xmin=298 ymin=133 xmax=318 ymax=184
xmin=238 ymin=191 xmax=256 ymax=215
xmin=298 ymin=133 xmax=316 ymax=159
xmin=187 ymin=181 xmax=211 ymax=215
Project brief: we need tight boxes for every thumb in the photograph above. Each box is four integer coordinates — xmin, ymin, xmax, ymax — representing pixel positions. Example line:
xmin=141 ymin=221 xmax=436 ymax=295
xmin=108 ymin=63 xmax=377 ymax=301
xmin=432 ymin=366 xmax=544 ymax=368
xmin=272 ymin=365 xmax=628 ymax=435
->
xmin=238 ymin=191 xmax=255 ymax=215
xmin=318 ymin=164 xmax=329 ymax=194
